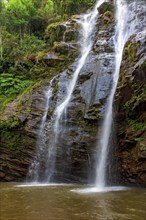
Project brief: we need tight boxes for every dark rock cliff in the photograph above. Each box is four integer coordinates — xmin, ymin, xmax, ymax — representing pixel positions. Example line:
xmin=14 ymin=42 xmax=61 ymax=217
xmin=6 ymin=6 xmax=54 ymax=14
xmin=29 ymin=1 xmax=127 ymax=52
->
xmin=0 ymin=0 xmax=146 ymax=186
xmin=116 ymin=1 xmax=146 ymax=186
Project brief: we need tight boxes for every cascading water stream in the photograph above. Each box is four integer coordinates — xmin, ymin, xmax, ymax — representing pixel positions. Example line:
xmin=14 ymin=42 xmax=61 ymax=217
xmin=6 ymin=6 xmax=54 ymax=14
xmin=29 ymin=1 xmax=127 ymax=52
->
xmin=95 ymin=0 xmax=129 ymax=190
xmin=44 ymin=0 xmax=108 ymax=183
xmin=54 ymin=0 xmax=107 ymax=132
xmin=28 ymin=77 xmax=55 ymax=182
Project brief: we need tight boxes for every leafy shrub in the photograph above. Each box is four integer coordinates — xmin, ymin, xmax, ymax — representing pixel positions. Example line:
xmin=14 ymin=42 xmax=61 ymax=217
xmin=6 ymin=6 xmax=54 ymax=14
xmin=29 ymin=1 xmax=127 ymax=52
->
xmin=0 ymin=73 xmax=31 ymax=96
xmin=19 ymin=35 xmax=45 ymax=53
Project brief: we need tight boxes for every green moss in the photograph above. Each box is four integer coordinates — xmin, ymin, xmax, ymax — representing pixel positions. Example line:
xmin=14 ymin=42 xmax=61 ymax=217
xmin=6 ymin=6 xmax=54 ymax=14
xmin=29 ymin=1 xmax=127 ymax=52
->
xmin=0 ymin=81 xmax=41 ymax=132
xmin=127 ymin=119 xmax=146 ymax=131
xmin=138 ymin=60 xmax=146 ymax=75
xmin=134 ymin=138 xmax=146 ymax=151
xmin=0 ymin=74 xmax=34 ymax=111
xmin=1 ymin=130 xmax=20 ymax=150
xmin=0 ymin=95 xmax=15 ymax=111
xmin=120 ymin=41 xmax=140 ymax=85
xmin=45 ymin=22 xmax=66 ymax=45
xmin=124 ymin=84 xmax=146 ymax=114
xmin=0 ymin=117 xmax=19 ymax=130
xmin=86 ymin=104 xmax=101 ymax=119
xmin=63 ymin=29 xmax=78 ymax=42
xmin=98 ymin=2 xmax=114 ymax=14
xmin=123 ymin=41 xmax=138 ymax=64
xmin=102 ymin=10 xmax=113 ymax=24
xmin=0 ymin=115 xmax=21 ymax=150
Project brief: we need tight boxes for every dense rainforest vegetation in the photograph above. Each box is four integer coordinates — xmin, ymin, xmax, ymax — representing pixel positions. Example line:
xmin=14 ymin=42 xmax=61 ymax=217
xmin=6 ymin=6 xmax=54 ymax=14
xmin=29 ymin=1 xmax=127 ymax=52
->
xmin=0 ymin=0 xmax=95 ymax=111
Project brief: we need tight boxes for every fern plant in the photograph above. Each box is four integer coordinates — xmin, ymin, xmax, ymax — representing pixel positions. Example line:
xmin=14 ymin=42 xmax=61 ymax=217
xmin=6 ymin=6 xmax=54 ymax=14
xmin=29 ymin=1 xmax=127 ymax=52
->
xmin=0 ymin=73 xmax=31 ymax=96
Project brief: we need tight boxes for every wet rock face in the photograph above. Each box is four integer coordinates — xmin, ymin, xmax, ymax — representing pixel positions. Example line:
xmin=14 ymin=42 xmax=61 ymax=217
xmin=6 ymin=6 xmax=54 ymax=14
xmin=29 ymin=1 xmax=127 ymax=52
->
xmin=0 ymin=85 xmax=48 ymax=181
xmin=0 ymin=0 xmax=145 ymax=186
xmin=116 ymin=0 xmax=146 ymax=186
xmin=0 ymin=2 xmax=115 ymax=183
xmin=42 ymin=9 xmax=115 ymax=183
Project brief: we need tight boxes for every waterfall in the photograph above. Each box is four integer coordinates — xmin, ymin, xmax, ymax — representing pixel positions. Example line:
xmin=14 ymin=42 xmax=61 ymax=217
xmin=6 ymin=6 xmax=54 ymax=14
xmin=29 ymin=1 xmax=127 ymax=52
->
xmin=54 ymin=0 xmax=107 ymax=132
xmin=44 ymin=0 xmax=108 ymax=183
xmin=95 ymin=0 xmax=129 ymax=189
xmin=28 ymin=77 xmax=55 ymax=182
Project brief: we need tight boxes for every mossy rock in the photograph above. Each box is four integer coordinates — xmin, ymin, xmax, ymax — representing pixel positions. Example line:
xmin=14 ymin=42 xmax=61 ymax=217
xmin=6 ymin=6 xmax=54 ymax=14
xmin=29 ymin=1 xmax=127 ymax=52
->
xmin=0 ymin=115 xmax=21 ymax=151
xmin=98 ymin=2 xmax=114 ymax=15
xmin=0 ymin=81 xmax=41 ymax=130
xmin=102 ymin=10 xmax=114 ymax=24
xmin=45 ymin=22 xmax=67 ymax=45
xmin=133 ymin=60 xmax=146 ymax=82
xmin=53 ymin=42 xmax=79 ymax=60
xmin=85 ymin=104 xmax=102 ymax=120
xmin=0 ymin=130 xmax=21 ymax=150
xmin=119 ymin=39 xmax=140 ymax=85
xmin=64 ymin=29 xmax=78 ymax=42
xmin=123 ymin=41 xmax=139 ymax=65
xmin=124 ymin=83 xmax=146 ymax=116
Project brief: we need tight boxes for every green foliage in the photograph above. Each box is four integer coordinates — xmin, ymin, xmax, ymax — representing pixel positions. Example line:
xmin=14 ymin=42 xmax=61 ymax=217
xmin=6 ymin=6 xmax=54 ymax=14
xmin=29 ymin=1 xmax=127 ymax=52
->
xmin=45 ymin=22 xmax=66 ymax=45
xmin=20 ymin=35 xmax=45 ymax=53
xmin=0 ymin=30 xmax=45 ymax=60
xmin=0 ymin=0 xmax=96 ymax=111
xmin=120 ymin=41 xmax=140 ymax=85
xmin=37 ymin=0 xmax=54 ymax=20
xmin=0 ymin=117 xmax=20 ymax=130
xmin=1 ymin=130 xmax=20 ymax=150
xmin=0 ymin=73 xmax=31 ymax=96
xmin=5 ymin=0 xmax=30 ymax=34
xmin=99 ymin=2 xmax=114 ymax=14
xmin=3 ymin=0 xmax=95 ymax=38
xmin=127 ymin=119 xmax=146 ymax=131
xmin=123 ymin=41 xmax=138 ymax=64
xmin=134 ymin=138 xmax=146 ymax=151
xmin=0 ymin=30 xmax=46 ymax=79
xmin=0 ymin=29 xmax=19 ymax=61
xmin=0 ymin=73 xmax=33 ymax=110
xmin=124 ymin=84 xmax=146 ymax=114
xmin=53 ymin=0 xmax=95 ymax=16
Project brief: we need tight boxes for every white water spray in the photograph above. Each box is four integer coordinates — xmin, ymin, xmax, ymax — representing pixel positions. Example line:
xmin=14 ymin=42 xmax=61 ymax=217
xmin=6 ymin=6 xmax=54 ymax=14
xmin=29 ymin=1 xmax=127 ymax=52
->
xmin=28 ymin=78 xmax=55 ymax=181
xmin=95 ymin=0 xmax=129 ymax=189
xmin=45 ymin=0 xmax=108 ymax=183
xmin=54 ymin=0 xmax=108 ymax=132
